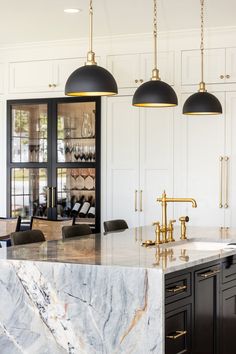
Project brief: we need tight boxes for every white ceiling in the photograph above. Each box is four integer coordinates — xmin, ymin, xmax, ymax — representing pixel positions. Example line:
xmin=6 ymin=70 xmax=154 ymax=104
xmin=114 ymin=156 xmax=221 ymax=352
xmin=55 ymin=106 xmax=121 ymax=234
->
xmin=0 ymin=0 xmax=235 ymax=45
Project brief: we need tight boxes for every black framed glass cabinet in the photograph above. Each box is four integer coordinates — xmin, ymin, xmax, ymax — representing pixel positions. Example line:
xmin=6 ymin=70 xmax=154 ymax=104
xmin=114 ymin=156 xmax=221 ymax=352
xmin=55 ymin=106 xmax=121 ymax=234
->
xmin=7 ymin=97 xmax=101 ymax=232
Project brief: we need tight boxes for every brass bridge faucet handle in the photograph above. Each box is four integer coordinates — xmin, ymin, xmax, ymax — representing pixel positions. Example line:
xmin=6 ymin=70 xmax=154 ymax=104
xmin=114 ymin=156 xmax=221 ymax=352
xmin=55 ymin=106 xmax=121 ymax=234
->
xmin=179 ymin=216 xmax=189 ymax=240
xmin=168 ymin=219 xmax=176 ymax=242
xmin=153 ymin=221 xmax=162 ymax=244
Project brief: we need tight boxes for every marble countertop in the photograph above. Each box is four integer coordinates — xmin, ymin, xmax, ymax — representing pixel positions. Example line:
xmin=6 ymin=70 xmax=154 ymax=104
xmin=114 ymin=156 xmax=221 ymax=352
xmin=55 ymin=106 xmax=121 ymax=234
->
xmin=2 ymin=225 xmax=236 ymax=274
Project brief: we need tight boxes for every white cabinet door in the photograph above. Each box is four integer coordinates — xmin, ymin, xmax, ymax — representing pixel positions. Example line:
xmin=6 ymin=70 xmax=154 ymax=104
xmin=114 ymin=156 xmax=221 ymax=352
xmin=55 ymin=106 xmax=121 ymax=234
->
xmin=183 ymin=92 xmax=225 ymax=227
xmin=9 ymin=60 xmax=54 ymax=93
xmin=182 ymin=48 xmax=225 ymax=85
xmin=107 ymin=54 xmax=140 ymax=88
xmin=53 ymin=57 xmax=87 ymax=91
xmin=139 ymin=107 xmax=174 ymax=226
xmin=226 ymin=48 xmax=236 ymax=83
xmin=106 ymin=95 xmax=140 ymax=227
xmin=141 ymin=51 xmax=175 ymax=86
xmin=0 ymin=63 xmax=4 ymax=94
xmin=225 ymin=92 xmax=236 ymax=227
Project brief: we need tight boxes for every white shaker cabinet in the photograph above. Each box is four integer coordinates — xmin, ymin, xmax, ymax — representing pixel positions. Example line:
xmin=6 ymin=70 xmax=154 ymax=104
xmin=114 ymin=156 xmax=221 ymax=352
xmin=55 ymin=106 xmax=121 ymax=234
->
xmin=182 ymin=92 xmax=226 ymax=227
xmin=182 ymin=48 xmax=225 ymax=85
xmin=106 ymin=95 xmax=174 ymax=228
xmin=107 ymin=51 xmax=174 ymax=88
xmin=9 ymin=57 xmax=86 ymax=94
xmin=182 ymin=47 xmax=236 ymax=86
xmin=0 ymin=63 xmax=4 ymax=94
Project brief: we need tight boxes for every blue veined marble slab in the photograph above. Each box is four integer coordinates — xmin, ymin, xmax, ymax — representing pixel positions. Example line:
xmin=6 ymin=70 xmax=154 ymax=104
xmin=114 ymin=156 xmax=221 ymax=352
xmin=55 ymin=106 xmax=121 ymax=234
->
xmin=0 ymin=259 xmax=164 ymax=354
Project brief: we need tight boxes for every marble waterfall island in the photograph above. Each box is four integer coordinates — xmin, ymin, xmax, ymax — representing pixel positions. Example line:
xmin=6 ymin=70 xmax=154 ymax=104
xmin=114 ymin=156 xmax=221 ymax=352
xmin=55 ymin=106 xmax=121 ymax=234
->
xmin=1 ymin=225 xmax=235 ymax=354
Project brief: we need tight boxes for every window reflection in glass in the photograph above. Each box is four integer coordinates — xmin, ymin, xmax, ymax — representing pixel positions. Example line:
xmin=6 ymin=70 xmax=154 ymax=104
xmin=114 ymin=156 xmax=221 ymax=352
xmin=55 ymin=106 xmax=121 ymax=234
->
xmin=11 ymin=104 xmax=47 ymax=162
xmin=11 ymin=168 xmax=48 ymax=220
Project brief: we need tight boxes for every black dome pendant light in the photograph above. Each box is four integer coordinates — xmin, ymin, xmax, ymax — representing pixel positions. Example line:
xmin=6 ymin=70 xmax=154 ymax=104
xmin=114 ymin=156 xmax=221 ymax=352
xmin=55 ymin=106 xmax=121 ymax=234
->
xmin=183 ymin=0 xmax=222 ymax=115
xmin=132 ymin=0 xmax=178 ymax=107
xmin=65 ymin=0 xmax=118 ymax=97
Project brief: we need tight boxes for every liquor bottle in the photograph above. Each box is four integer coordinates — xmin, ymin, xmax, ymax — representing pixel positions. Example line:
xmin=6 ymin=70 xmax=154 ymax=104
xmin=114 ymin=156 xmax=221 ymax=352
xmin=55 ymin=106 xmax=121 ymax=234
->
xmin=87 ymin=199 xmax=95 ymax=218
xmin=70 ymin=195 xmax=85 ymax=217
xmin=78 ymin=196 xmax=93 ymax=218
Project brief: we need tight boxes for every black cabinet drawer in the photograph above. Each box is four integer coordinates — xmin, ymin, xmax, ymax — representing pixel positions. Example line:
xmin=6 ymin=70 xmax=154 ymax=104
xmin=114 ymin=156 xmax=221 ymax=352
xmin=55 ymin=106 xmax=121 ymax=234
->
xmin=222 ymin=256 xmax=236 ymax=283
xmin=165 ymin=272 xmax=191 ymax=304
xmin=165 ymin=303 xmax=192 ymax=354
xmin=220 ymin=285 xmax=236 ymax=354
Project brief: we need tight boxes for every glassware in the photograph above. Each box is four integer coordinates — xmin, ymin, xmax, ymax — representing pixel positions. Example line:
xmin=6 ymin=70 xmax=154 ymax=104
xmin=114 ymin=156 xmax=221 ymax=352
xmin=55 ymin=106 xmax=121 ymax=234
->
xmin=81 ymin=112 xmax=93 ymax=138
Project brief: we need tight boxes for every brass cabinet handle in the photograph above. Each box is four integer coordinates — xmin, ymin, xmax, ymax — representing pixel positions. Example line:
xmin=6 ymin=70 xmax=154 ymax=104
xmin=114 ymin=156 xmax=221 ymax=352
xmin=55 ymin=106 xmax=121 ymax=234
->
xmin=167 ymin=285 xmax=187 ymax=293
xmin=226 ymin=74 xmax=230 ymax=79
xmin=219 ymin=156 xmax=223 ymax=208
xmin=220 ymin=75 xmax=224 ymax=79
xmin=135 ymin=79 xmax=138 ymax=83
xmin=48 ymin=84 xmax=52 ymax=88
xmin=46 ymin=187 xmax=51 ymax=208
xmin=140 ymin=190 xmax=143 ymax=212
xmin=51 ymin=187 xmax=56 ymax=208
xmin=166 ymin=330 xmax=187 ymax=340
xmin=224 ymin=156 xmax=229 ymax=208
xmin=53 ymin=84 xmax=57 ymax=87
xmin=199 ymin=269 xmax=220 ymax=278
xmin=140 ymin=79 xmax=144 ymax=83
xmin=135 ymin=190 xmax=138 ymax=212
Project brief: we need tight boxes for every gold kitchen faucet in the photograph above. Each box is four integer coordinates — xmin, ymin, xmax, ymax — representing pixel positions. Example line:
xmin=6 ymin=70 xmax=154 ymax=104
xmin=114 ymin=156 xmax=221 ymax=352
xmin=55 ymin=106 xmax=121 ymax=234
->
xmin=153 ymin=191 xmax=197 ymax=244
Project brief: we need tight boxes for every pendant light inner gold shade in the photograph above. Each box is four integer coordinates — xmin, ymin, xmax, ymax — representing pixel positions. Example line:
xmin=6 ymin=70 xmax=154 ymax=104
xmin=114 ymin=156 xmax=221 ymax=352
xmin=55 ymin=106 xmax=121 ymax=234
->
xmin=132 ymin=1 xmax=178 ymax=108
xmin=65 ymin=0 xmax=118 ymax=97
xmin=182 ymin=0 xmax=222 ymax=115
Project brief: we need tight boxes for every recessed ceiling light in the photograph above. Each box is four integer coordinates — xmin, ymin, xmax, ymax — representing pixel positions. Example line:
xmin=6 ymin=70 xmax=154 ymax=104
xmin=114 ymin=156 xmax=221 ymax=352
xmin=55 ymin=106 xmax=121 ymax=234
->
xmin=64 ymin=8 xmax=81 ymax=14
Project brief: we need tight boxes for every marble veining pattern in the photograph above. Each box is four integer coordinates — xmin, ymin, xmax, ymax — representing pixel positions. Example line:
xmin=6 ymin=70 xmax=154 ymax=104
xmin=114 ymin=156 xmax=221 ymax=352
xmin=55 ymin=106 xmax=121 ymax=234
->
xmin=0 ymin=260 xmax=164 ymax=354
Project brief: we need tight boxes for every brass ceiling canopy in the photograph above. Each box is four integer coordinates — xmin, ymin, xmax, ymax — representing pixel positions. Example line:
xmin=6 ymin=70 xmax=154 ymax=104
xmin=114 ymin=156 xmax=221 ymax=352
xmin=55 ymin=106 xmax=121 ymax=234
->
xmin=182 ymin=0 xmax=222 ymax=115
xmin=65 ymin=0 xmax=118 ymax=97
xmin=132 ymin=0 xmax=178 ymax=108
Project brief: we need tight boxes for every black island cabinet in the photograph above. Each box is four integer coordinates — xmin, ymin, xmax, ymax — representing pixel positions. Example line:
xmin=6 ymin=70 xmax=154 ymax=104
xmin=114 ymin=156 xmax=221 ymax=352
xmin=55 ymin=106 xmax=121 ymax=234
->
xmin=165 ymin=255 xmax=236 ymax=354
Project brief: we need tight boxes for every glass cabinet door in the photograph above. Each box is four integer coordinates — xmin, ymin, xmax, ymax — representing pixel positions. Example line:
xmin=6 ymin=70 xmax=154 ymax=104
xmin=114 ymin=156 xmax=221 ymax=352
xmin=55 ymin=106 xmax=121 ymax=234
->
xmin=11 ymin=103 xmax=48 ymax=163
xmin=57 ymin=168 xmax=96 ymax=225
xmin=57 ymin=102 xmax=96 ymax=163
xmin=11 ymin=168 xmax=48 ymax=221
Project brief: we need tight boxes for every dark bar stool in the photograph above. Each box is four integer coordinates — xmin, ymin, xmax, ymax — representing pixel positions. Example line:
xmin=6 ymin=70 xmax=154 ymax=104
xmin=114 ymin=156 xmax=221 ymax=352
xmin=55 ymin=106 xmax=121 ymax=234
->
xmin=62 ymin=224 xmax=92 ymax=240
xmin=11 ymin=229 xmax=46 ymax=246
xmin=103 ymin=219 xmax=128 ymax=233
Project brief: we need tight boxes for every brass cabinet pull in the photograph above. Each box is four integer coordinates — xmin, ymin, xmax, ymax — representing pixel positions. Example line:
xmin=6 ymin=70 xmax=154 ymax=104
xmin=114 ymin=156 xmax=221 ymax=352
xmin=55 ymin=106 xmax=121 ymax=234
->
xmin=140 ymin=79 xmax=144 ymax=83
xmin=220 ymin=75 xmax=224 ymax=79
xmin=135 ymin=190 xmax=138 ymax=212
xmin=224 ymin=156 xmax=229 ymax=209
xmin=46 ymin=187 xmax=51 ymax=208
xmin=140 ymin=190 xmax=143 ymax=212
xmin=226 ymin=74 xmax=230 ymax=79
xmin=219 ymin=156 xmax=223 ymax=208
xmin=199 ymin=269 xmax=220 ymax=278
xmin=167 ymin=285 xmax=187 ymax=293
xmin=48 ymin=84 xmax=52 ymax=88
xmin=166 ymin=330 xmax=187 ymax=340
xmin=53 ymin=84 xmax=57 ymax=87
xmin=51 ymin=187 xmax=56 ymax=208
xmin=135 ymin=79 xmax=138 ymax=83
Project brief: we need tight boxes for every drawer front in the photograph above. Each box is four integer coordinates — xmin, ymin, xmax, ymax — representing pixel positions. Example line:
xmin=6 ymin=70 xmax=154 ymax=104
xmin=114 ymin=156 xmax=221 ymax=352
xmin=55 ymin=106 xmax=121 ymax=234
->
xmin=165 ymin=273 xmax=191 ymax=304
xmin=165 ymin=303 xmax=192 ymax=354
xmin=222 ymin=256 xmax=236 ymax=283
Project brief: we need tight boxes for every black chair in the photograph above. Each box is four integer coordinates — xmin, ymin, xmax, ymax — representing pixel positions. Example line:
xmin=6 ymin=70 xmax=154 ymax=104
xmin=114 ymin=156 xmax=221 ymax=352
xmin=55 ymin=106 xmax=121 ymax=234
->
xmin=10 ymin=229 xmax=46 ymax=246
xmin=103 ymin=219 xmax=128 ymax=233
xmin=62 ymin=224 xmax=92 ymax=240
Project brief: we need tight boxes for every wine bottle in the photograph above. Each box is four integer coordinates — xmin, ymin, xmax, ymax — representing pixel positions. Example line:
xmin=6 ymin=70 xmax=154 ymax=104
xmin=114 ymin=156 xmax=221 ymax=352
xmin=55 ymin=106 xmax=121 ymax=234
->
xmin=63 ymin=198 xmax=71 ymax=217
xmin=78 ymin=196 xmax=93 ymax=218
xmin=87 ymin=199 xmax=95 ymax=218
xmin=70 ymin=195 xmax=85 ymax=217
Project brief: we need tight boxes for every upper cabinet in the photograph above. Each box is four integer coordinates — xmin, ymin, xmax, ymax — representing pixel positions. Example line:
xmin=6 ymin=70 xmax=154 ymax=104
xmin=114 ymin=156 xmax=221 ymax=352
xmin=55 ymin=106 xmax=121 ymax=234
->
xmin=9 ymin=57 xmax=86 ymax=94
xmin=107 ymin=51 xmax=175 ymax=88
xmin=182 ymin=47 xmax=236 ymax=85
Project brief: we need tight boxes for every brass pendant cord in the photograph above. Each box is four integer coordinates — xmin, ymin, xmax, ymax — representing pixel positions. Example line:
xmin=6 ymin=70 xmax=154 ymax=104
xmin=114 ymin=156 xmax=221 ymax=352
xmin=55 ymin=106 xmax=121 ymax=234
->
xmin=86 ymin=0 xmax=96 ymax=65
xmin=152 ymin=0 xmax=160 ymax=81
xmin=199 ymin=0 xmax=206 ymax=92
